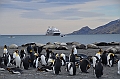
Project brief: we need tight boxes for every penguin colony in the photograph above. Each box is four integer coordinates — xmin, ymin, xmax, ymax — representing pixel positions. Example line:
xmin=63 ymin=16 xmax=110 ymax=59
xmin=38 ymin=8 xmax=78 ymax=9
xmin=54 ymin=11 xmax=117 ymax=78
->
xmin=0 ymin=44 xmax=120 ymax=78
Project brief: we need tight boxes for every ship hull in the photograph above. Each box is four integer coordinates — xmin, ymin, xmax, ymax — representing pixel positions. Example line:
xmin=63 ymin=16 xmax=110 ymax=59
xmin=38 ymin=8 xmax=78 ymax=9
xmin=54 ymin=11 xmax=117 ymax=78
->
xmin=46 ymin=33 xmax=61 ymax=36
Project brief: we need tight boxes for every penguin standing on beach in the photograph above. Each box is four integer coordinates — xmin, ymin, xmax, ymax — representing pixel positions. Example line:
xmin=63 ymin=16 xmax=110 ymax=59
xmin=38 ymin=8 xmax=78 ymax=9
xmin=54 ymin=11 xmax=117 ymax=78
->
xmin=7 ymin=53 xmax=11 ymax=67
xmin=33 ymin=53 xmax=40 ymax=68
xmin=66 ymin=62 xmax=76 ymax=75
xmin=20 ymin=49 xmax=26 ymax=59
xmin=22 ymin=56 xmax=30 ymax=70
xmin=92 ymin=56 xmax=99 ymax=68
xmin=94 ymin=60 xmax=103 ymax=78
xmin=107 ymin=53 xmax=115 ymax=67
xmin=29 ymin=50 xmax=35 ymax=67
xmin=14 ymin=50 xmax=21 ymax=68
xmin=53 ymin=54 xmax=62 ymax=75
xmin=79 ymin=59 xmax=91 ymax=73
xmin=101 ymin=51 xmax=107 ymax=66
xmin=2 ymin=54 xmax=9 ymax=66
xmin=118 ymin=60 xmax=120 ymax=74
xmin=69 ymin=49 xmax=76 ymax=63
xmin=40 ymin=54 xmax=47 ymax=66
xmin=60 ymin=53 xmax=66 ymax=66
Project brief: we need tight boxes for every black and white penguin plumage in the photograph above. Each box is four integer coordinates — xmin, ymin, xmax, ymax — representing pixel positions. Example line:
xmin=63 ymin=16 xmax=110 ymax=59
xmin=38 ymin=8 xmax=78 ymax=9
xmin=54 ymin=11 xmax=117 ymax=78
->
xmin=40 ymin=54 xmax=47 ymax=66
xmin=14 ymin=52 xmax=21 ymax=68
xmin=2 ymin=54 xmax=9 ymax=66
xmin=107 ymin=53 xmax=114 ymax=67
xmin=118 ymin=60 xmax=120 ymax=74
xmin=0 ymin=56 xmax=6 ymax=71
xmin=20 ymin=49 xmax=26 ymax=59
xmin=69 ymin=53 xmax=76 ymax=63
xmin=60 ymin=53 xmax=66 ymax=66
xmin=101 ymin=51 xmax=107 ymax=66
xmin=2 ymin=53 xmax=12 ymax=67
xmin=79 ymin=59 xmax=91 ymax=73
xmin=7 ymin=67 xmax=23 ymax=74
xmin=53 ymin=54 xmax=62 ymax=75
xmin=66 ymin=62 xmax=76 ymax=75
xmin=92 ymin=56 xmax=99 ymax=68
xmin=94 ymin=60 xmax=103 ymax=78
xmin=33 ymin=56 xmax=40 ymax=68
xmin=22 ymin=56 xmax=30 ymax=70
xmin=95 ymin=49 xmax=102 ymax=59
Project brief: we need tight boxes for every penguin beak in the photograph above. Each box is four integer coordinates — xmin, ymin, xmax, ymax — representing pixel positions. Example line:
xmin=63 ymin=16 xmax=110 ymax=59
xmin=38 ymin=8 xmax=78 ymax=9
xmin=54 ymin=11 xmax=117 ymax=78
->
xmin=7 ymin=68 xmax=11 ymax=71
xmin=87 ymin=64 xmax=91 ymax=69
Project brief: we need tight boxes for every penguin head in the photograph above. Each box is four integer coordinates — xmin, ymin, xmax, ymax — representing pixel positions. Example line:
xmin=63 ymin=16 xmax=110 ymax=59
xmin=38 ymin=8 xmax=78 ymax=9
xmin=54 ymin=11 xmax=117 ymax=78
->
xmin=112 ymin=53 xmax=114 ymax=56
xmin=4 ymin=45 xmax=7 ymax=49
xmin=60 ymin=53 xmax=64 ymax=60
xmin=99 ymin=49 xmax=103 ymax=52
xmin=6 ymin=68 xmax=11 ymax=72
xmin=34 ymin=53 xmax=38 ymax=56
xmin=60 ymin=53 xmax=64 ymax=57
xmin=15 ymin=50 xmax=18 ymax=53
xmin=37 ymin=67 xmax=42 ymax=71
xmin=56 ymin=54 xmax=59 ymax=57
xmin=87 ymin=64 xmax=91 ymax=70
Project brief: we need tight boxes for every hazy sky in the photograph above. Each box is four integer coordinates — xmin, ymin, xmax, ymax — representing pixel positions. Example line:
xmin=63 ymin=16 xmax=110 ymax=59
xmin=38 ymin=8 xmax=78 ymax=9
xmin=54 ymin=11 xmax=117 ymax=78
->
xmin=0 ymin=0 xmax=120 ymax=35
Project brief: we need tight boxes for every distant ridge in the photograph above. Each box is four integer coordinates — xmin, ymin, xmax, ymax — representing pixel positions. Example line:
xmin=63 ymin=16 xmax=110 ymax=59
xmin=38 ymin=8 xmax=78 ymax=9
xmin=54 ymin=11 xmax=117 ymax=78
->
xmin=67 ymin=19 xmax=120 ymax=35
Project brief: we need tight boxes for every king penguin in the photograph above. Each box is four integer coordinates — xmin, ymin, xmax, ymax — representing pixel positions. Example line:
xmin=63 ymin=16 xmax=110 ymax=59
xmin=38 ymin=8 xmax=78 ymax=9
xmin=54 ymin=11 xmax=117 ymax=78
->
xmin=92 ymin=56 xmax=99 ymax=68
xmin=40 ymin=54 xmax=47 ymax=66
xmin=107 ymin=53 xmax=114 ymax=67
xmin=15 ymin=51 xmax=21 ymax=68
xmin=7 ymin=67 xmax=23 ymax=74
xmin=79 ymin=59 xmax=91 ymax=73
xmin=101 ymin=51 xmax=107 ymax=66
xmin=67 ymin=62 xmax=76 ymax=75
xmin=60 ymin=53 xmax=66 ymax=66
xmin=22 ymin=56 xmax=30 ymax=70
xmin=33 ymin=53 xmax=40 ymax=68
xmin=94 ymin=60 xmax=103 ymax=78
xmin=53 ymin=54 xmax=62 ymax=75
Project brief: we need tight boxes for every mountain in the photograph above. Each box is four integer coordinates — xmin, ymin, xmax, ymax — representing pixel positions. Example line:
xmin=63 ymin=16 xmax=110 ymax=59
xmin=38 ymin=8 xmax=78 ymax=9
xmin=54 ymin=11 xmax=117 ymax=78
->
xmin=68 ymin=19 xmax=120 ymax=35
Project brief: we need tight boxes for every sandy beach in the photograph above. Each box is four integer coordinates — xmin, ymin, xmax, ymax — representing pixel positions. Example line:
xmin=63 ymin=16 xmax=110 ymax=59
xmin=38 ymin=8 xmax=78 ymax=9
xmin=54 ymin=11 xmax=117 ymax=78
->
xmin=0 ymin=44 xmax=120 ymax=79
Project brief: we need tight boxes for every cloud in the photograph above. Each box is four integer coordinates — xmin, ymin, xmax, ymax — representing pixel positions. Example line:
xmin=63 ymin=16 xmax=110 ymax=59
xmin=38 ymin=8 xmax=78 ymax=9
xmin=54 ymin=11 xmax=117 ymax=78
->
xmin=0 ymin=0 xmax=120 ymax=34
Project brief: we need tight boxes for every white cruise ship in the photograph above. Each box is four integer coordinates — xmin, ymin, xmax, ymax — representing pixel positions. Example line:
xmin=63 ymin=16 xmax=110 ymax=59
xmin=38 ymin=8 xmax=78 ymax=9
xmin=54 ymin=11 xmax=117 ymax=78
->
xmin=46 ymin=27 xmax=61 ymax=36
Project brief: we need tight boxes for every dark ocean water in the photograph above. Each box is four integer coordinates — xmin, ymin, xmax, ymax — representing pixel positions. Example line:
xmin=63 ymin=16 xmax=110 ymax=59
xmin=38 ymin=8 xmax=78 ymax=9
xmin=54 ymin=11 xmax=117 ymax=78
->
xmin=0 ymin=34 xmax=120 ymax=46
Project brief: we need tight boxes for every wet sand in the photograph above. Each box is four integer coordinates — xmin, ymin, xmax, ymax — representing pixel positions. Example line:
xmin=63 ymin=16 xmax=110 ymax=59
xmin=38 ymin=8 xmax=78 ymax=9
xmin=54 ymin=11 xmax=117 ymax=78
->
xmin=0 ymin=45 xmax=120 ymax=79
